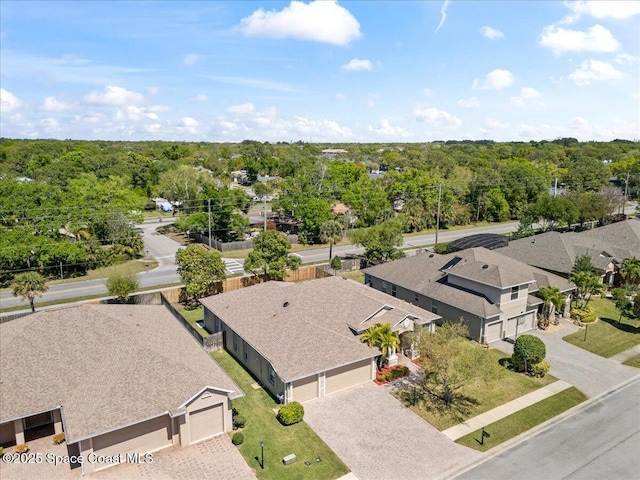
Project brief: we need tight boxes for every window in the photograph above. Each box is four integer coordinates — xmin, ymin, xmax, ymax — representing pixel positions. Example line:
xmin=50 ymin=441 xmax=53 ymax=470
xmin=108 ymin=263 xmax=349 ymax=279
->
xmin=243 ymin=341 xmax=248 ymax=361
xmin=391 ymin=285 xmax=397 ymax=297
xmin=431 ymin=299 xmax=438 ymax=314
xmin=233 ymin=337 xmax=238 ymax=352
xmin=269 ymin=367 xmax=275 ymax=386
xmin=381 ymin=281 xmax=386 ymax=293
xmin=511 ymin=286 xmax=519 ymax=300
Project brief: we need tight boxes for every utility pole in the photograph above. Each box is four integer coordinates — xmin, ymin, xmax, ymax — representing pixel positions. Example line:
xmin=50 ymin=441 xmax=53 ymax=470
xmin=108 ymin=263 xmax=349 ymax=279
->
xmin=623 ymin=172 xmax=630 ymax=212
xmin=553 ymin=177 xmax=558 ymax=198
xmin=263 ymin=196 xmax=267 ymax=232
xmin=208 ymin=199 xmax=212 ymax=248
xmin=435 ymin=183 xmax=442 ymax=246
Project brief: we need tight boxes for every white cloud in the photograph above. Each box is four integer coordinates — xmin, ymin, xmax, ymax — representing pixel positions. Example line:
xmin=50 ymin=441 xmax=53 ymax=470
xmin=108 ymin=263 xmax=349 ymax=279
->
xmin=564 ymin=1 xmax=640 ymax=22
xmin=147 ymin=87 xmax=160 ymax=96
xmin=539 ymin=24 xmax=620 ymax=55
xmin=368 ymin=119 xmax=410 ymax=137
xmin=414 ymin=107 xmax=462 ymax=128
xmin=472 ymin=69 xmax=514 ymax=90
xmin=485 ymin=118 xmax=509 ymax=129
xmin=115 ymin=105 xmax=160 ymax=122
xmin=84 ymin=85 xmax=145 ymax=105
xmin=40 ymin=96 xmax=74 ymax=111
xmin=238 ymin=0 xmax=361 ymax=46
xmin=435 ymin=0 xmax=451 ymax=34
xmin=191 ymin=94 xmax=209 ymax=102
xmin=227 ymin=103 xmax=256 ymax=114
xmin=510 ymin=87 xmax=542 ymax=107
xmin=633 ymin=92 xmax=640 ymax=101
xmin=615 ymin=53 xmax=640 ymax=65
xmin=457 ymin=96 xmax=480 ymax=108
xmin=183 ymin=53 xmax=201 ymax=66
xmin=480 ymin=26 xmax=504 ymax=39
xmin=177 ymin=117 xmax=200 ymax=135
xmin=293 ymin=116 xmax=353 ymax=139
xmin=335 ymin=93 xmax=346 ymax=100
xmin=1 ymin=88 xmax=22 ymax=112
xmin=423 ymin=88 xmax=433 ymax=96
xmin=569 ymin=59 xmax=623 ymax=85
xmin=147 ymin=104 xmax=171 ymax=113
xmin=340 ymin=58 xmax=372 ymax=72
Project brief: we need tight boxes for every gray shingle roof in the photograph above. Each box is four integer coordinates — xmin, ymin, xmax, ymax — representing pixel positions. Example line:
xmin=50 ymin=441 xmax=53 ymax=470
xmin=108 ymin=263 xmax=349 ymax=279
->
xmin=0 ymin=305 xmax=242 ymax=443
xmin=199 ymin=276 xmax=440 ymax=382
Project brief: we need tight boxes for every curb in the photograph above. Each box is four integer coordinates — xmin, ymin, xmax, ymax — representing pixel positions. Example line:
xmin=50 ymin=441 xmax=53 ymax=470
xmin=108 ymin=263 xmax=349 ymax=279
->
xmin=438 ymin=373 xmax=640 ymax=480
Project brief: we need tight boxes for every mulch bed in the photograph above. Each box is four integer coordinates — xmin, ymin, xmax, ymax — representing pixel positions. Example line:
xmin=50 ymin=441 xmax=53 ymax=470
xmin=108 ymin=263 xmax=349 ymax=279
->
xmin=373 ymin=365 xmax=410 ymax=385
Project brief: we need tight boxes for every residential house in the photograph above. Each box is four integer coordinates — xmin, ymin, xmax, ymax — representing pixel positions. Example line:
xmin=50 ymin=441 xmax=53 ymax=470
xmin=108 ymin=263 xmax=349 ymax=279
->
xmin=0 ymin=305 xmax=242 ymax=474
xmin=363 ymin=248 xmax=574 ymax=344
xmin=199 ymin=276 xmax=440 ymax=404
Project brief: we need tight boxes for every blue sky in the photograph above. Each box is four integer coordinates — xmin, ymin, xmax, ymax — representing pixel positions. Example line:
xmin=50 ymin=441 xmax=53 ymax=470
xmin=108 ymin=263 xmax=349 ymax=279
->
xmin=1 ymin=1 xmax=638 ymax=142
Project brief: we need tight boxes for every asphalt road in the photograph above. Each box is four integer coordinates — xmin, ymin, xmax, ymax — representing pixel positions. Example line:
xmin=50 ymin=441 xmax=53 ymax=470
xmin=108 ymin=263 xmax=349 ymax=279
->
xmin=454 ymin=377 xmax=640 ymax=480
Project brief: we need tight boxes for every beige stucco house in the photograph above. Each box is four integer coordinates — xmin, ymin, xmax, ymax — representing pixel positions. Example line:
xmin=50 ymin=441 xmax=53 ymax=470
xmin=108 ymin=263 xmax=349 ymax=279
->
xmin=0 ymin=304 xmax=242 ymax=474
xmin=364 ymin=248 xmax=574 ymax=344
xmin=199 ymin=276 xmax=441 ymax=404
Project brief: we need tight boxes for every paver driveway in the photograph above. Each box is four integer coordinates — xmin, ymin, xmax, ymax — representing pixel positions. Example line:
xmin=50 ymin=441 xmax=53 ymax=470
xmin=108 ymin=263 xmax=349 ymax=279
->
xmin=303 ymin=382 xmax=482 ymax=480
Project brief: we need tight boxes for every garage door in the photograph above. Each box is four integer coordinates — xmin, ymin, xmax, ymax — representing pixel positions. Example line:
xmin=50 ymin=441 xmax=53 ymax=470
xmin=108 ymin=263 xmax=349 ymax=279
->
xmin=292 ymin=376 xmax=318 ymax=403
xmin=506 ymin=315 xmax=532 ymax=339
xmin=485 ymin=320 xmax=502 ymax=343
xmin=92 ymin=415 xmax=171 ymax=468
xmin=326 ymin=359 xmax=371 ymax=395
xmin=189 ymin=404 xmax=224 ymax=444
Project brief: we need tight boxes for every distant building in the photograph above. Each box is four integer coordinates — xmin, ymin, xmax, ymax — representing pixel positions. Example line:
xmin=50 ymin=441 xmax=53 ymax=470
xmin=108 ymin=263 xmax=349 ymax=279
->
xmin=321 ymin=148 xmax=348 ymax=159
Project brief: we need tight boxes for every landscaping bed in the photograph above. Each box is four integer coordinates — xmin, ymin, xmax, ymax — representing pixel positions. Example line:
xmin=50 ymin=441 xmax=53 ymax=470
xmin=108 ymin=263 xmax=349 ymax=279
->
xmin=212 ymin=350 xmax=349 ymax=480
xmin=374 ymin=365 xmax=410 ymax=385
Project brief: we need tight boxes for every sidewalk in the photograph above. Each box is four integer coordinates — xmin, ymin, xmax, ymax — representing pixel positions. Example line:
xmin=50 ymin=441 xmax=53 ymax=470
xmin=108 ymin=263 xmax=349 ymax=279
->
xmin=442 ymin=380 xmax=572 ymax=440
xmin=609 ymin=343 xmax=640 ymax=363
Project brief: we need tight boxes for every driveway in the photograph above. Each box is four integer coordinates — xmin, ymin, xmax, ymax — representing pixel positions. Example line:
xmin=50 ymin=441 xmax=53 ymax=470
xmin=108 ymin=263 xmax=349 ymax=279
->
xmin=303 ymin=382 xmax=482 ymax=480
xmin=489 ymin=318 xmax=638 ymax=398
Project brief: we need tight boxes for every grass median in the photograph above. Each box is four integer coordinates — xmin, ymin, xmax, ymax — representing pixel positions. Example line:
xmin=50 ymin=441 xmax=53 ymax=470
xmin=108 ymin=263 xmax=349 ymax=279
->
xmin=455 ymin=387 xmax=587 ymax=452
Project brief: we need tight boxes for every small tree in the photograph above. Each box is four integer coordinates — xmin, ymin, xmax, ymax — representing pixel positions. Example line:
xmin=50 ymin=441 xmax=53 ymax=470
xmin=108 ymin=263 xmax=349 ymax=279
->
xmin=619 ymin=257 xmax=640 ymax=288
xmin=569 ymin=270 xmax=604 ymax=308
xmin=319 ymin=219 xmax=344 ymax=260
xmin=330 ymin=255 xmax=342 ymax=274
xmin=512 ymin=335 xmax=546 ymax=374
xmin=572 ymin=254 xmax=595 ymax=274
xmin=11 ymin=272 xmax=49 ymax=313
xmin=105 ymin=272 xmax=139 ymax=303
xmin=175 ymin=244 xmax=226 ymax=301
xmin=538 ymin=286 xmax=565 ymax=324
xmin=244 ymin=230 xmax=301 ymax=280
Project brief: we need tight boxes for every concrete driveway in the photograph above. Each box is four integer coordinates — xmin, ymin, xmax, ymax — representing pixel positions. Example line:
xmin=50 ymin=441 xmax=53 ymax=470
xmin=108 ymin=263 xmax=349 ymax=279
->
xmin=303 ymin=382 xmax=482 ymax=480
xmin=490 ymin=319 xmax=638 ymax=398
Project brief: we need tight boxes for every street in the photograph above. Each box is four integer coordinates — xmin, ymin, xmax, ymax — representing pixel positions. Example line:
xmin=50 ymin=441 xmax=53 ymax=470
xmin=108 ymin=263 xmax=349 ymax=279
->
xmin=454 ymin=377 xmax=640 ymax=480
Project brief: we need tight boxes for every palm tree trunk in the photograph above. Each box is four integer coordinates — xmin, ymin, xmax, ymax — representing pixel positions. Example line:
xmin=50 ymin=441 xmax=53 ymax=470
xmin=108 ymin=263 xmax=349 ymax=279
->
xmin=329 ymin=241 xmax=333 ymax=260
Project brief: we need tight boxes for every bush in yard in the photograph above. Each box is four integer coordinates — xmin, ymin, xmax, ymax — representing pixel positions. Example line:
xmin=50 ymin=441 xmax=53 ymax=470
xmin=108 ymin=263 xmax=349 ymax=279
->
xmin=276 ymin=401 xmax=304 ymax=426
xmin=231 ymin=432 xmax=244 ymax=445
xmin=531 ymin=360 xmax=550 ymax=377
xmin=570 ymin=305 xmax=596 ymax=323
xmin=512 ymin=335 xmax=546 ymax=373
xmin=53 ymin=433 xmax=65 ymax=445
xmin=233 ymin=414 xmax=246 ymax=429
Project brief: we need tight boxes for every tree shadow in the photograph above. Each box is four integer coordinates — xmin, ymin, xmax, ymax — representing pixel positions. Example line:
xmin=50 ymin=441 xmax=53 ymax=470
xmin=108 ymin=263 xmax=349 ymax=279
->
xmin=601 ymin=317 xmax=640 ymax=334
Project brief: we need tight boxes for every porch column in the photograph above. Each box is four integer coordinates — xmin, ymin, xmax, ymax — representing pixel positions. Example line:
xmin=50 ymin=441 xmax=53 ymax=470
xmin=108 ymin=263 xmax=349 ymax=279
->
xmin=14 ymin=419 xmax=25 ymax=445
xmin=53 ymin=409 xmax=63 ymax=435
xmin=564 ymin=295 xmax=571 ymax=318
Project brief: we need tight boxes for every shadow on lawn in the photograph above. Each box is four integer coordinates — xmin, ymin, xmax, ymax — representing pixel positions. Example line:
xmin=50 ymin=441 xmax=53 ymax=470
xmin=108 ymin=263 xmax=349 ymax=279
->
xmin=601 ymin=316 xmax=640 ymax=334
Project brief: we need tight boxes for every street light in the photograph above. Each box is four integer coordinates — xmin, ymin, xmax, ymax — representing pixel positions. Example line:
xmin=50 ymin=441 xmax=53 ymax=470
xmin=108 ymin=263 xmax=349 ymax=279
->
xmin=186 ymin=230 xmax=190 ymax=243
xmin=259 ymin=441 xmax=264 ymax=469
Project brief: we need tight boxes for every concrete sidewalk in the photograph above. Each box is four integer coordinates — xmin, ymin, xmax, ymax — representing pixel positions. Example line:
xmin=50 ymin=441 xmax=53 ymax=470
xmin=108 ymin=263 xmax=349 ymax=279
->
xmin=442 ymin=380 xmax=572 ymax=440
xmin=609 ymin=343 xmax=640 ymax=363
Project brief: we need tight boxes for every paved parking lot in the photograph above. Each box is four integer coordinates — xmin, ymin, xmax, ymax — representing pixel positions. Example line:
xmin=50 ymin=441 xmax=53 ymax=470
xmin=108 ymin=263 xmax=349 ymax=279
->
xmin=303 ymin=382 xmax=482 ymax=480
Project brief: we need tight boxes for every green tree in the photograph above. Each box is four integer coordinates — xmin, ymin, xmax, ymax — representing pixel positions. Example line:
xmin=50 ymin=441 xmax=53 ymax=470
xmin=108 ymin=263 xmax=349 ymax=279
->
xmin=175 ymin=245 xmax=226 ymax=301
xmin=538 ymin=286 xmax=566 ymax=322
xmin=360 ymin=322 xmax=400 ymax=366
xmin=319 ymin=219 xmax=344 ymax=260
xmin=348 ymin=217 xmax=406 ymax=262
xmin=572 ymin=254 xmax=595 ymax=274
xmin=296 ymin=197 xmax=333 ymax=244
xmin=512 ymin=335 xmax=546 ymax=374
xmin=11 ymin=272 xmax=49 ymax=312
xmin=105 ymin=272 xmax=139 ymax=303
xmin=342 ymin=178 xmax=390 ymax=226
xmin=619 ymin=257 xmax=640 ymax=287
xmin=330 ymin=255 xmax=342 ymax=274
xmin=244 ymin=231 xmax=301 ymax=280
xmin=482 ymin=188 xmax=510 ymax=222
xmin=569 ymin=270 xmax=604 ymax=308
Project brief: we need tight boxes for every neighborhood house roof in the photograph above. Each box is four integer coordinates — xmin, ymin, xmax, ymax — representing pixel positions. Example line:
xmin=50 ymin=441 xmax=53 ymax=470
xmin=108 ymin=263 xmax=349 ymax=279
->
xmin=0 ymin=305 xmax=242 ymax=443
xmin=199 ymin=276 xmax=440 ymax=383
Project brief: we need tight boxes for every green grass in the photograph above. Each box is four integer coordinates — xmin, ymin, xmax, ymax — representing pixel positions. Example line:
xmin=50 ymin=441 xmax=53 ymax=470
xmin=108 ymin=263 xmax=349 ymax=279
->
xmin=212 ymin=350 xmax=349 ymax=480
xmin=622 ymin=354 xmax=640 ymax=368
xmin=47 ymin=258 xmax=158 ymax=285
xmin=455 ymin=387 xmax=587 ymax=451
xmin=394 ymin=348 xmax=557 ymax=431
xmin=563 ymin=298 xmax=640 ymax=358
xmin=176 ymin=305 xmax=208 ymax=337
xmin=338 ymin=271 xmax=364 ymax=283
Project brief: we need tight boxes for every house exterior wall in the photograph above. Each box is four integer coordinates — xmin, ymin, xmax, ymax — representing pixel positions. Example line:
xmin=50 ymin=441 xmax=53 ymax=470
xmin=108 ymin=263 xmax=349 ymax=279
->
xmin=185 ymin=389 xmax=232 ymax=444
xmin=0 ymin=421 xmax=16 ymax=446
xmin=447 ymin=275 xmax=502 ymax=304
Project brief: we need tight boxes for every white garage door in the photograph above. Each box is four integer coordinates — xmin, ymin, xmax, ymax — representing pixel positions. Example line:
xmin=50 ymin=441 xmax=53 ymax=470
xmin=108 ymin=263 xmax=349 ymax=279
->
xmin=485 ymin=320 xmax=502 ymax=343
xmin=92 ymin=415 xmax=171 ymax=469
xmin=326 ymin=359 xmax=371 ymax=395
xmin=190 ymin=404 xmax=224 ymax=443
xmin=506 ymin=315 xmax=532 ymax=339
xmin=292 ymin=376 xmax=318 ymax=403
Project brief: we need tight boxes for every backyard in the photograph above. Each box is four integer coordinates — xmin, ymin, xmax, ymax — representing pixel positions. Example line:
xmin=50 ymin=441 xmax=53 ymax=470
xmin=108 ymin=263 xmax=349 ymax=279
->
xmin=177 ymin=305 xmax=208 ymax=337
xmin=394 ymin=347 xmax=557 ymax=431
xmin=563 ymin=297 xmax=640 ymax=358
xmin=211 ymin=350 xmax=350 ymax=480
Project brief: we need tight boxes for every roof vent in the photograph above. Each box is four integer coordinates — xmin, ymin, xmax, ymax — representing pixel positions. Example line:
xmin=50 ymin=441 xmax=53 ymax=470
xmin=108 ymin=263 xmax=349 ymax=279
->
xmin=482 ymin=264 xmax=489 ymax=269
xmin=283 ymin=301 xmax=289 ymax=307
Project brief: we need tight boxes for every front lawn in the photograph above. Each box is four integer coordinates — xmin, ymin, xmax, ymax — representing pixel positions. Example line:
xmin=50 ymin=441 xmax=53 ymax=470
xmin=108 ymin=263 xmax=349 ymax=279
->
xmin=212 ymin=351 xmax=350 ymax=480
xmin=563 ymin=298 xmax=640 ymax=358
xmin=394 ymin=348 xmax=557 ymax=431
xmin=622 ymin=354 xmax=640 ymax=368
xmin=455 ymin=387 xmax=587 ymax=451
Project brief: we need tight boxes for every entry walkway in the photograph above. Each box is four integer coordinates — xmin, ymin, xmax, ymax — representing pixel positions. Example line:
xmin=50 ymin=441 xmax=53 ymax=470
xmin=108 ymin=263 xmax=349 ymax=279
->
xmin=609 ymin=344 xmax=640 ymax=363
xmin=442 ymin=380 xmax=572 ymax=440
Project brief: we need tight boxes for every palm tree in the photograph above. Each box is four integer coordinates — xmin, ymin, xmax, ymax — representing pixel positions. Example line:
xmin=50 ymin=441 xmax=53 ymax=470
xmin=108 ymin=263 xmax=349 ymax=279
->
xmin=538 ymin=286 xmax=565 ymax=324
xmin=377 ymin=323 xmax=400 ymax=361
xmin=319 ymin=219 xmax=344 ymax=260
xmin=361 ymin=323 xmax=383 ymax=347
xmin=619 ymin=257 xmax=640 ymax=287
xmin=11 ymin=272 xmax=49 ymax=313
xmin=569 ymin=271 xmax=604 ymax=308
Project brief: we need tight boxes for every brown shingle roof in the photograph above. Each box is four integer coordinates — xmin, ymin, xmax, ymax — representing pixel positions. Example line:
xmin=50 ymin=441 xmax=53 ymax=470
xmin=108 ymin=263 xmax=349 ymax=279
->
xmin=199 ymin=277 xmax=440 ymax=382
xmin=0 ymin=305 xmax=242 ymax=443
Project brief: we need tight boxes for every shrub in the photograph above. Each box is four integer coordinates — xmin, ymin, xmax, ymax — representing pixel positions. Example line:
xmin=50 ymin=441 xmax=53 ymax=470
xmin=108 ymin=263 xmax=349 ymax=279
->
xmin=233 ymin=414 xmax=246 ymax=429
xmin=531 ymin=360 xmax=550 ymax=377
xmin=53 ymin=433 xmax=65 ymax=445
xmin=276 ymin=401 xmax=304 ymax=426
xmin=384 ymin=365 xmax=410 ymax=381
xmin=512 ymin=335 xmax=546 ymax=373
xmin=330 ymin=256 xmax=342 ymax=272
xmin=231 ymin=432 xmax=244 ymax=445
xmin=570 ymin=305 xmax=596 ymax=323
xmin=15 ymin=444 xmax=29 ymax=454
